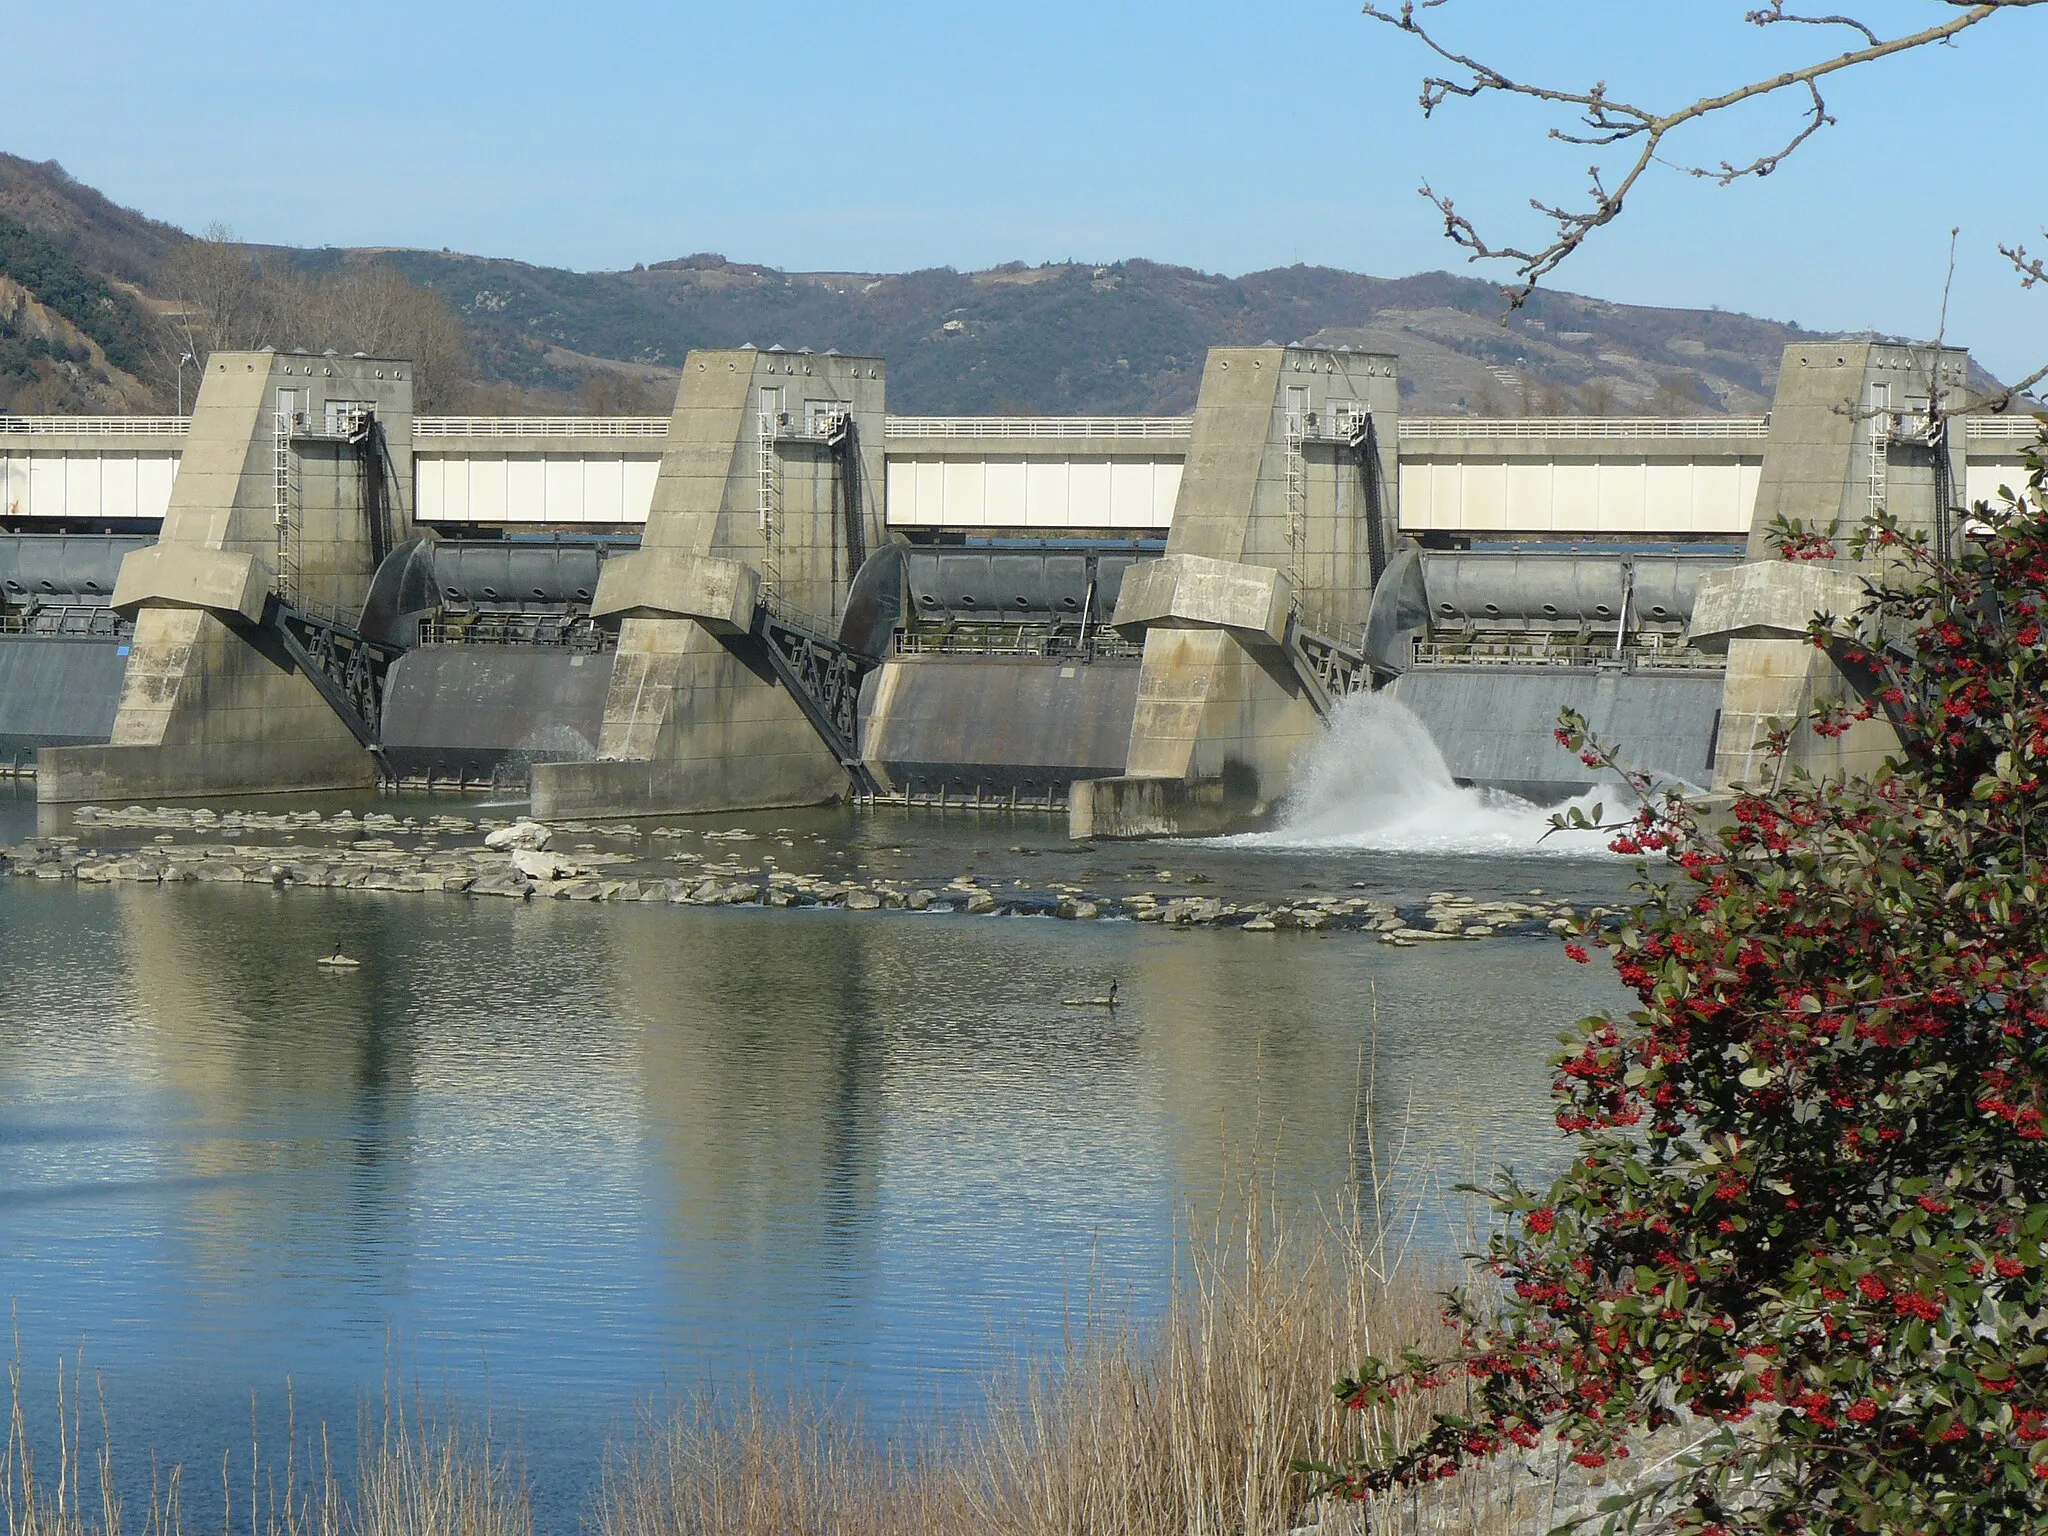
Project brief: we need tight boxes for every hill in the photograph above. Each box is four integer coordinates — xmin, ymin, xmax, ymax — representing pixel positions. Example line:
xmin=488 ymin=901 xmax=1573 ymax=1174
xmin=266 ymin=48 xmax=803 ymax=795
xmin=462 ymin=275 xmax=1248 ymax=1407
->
xmin=371 ymin=250 xmax=1830 ymax=416
xmin=0 ymin=151 xmax=1988 ymax=418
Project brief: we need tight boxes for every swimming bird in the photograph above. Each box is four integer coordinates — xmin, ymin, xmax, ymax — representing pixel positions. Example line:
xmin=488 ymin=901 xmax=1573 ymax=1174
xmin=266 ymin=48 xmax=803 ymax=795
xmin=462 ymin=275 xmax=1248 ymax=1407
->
xmin=316 ymin=941 xmax=360 ymax=969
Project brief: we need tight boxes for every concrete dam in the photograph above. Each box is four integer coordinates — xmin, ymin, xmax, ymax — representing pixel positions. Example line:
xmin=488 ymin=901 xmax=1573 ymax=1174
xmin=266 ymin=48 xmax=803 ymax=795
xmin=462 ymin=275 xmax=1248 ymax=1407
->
xmin=2 ymin=340 xmax=2037 ymax=833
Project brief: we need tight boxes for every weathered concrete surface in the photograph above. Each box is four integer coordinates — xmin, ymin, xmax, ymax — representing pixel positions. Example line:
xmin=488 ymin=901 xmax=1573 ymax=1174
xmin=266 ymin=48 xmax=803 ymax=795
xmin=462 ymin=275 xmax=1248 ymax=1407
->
xmin=1112 ymin=553 xmax=1292 ymax=646
xmin=1741 ymin=342 xmax=1968 ymax=560
xmin=1701 ymin=341 xmax=1958 ymax=788
xmin=1390 ymin=666 xmax=1725 ymax=802
xmin=38 ymin=352 xmax=415 ymax=801
xmin=1712 ymin=637 xmax=1898 ymax=790
xmin=39 ymin=607 xmax=377 ymax=800
xmin=1690 ymin=560 xmax=1873 ymax=649
xmin=861 ymin=654 xmax=1138 ymax=793
xmin=1069 ymin=774 xmax=1236 ymax=840
xmin=532 ymin=349 xmax=887 ymax=818
xmin=532 ymin=620 xmax=850 ymax=817
xmin=0 ymin=639 xmax=129 ymax=761
xmin=379 ymin=646 xmax=612 ymax=783
xmin=1120 ymin=626 xmax=1312 ymax=787
xmin=110 ymin=544 xmax=270 ymax=623
xmin=590 ymin=548 xmax=759 ymax=630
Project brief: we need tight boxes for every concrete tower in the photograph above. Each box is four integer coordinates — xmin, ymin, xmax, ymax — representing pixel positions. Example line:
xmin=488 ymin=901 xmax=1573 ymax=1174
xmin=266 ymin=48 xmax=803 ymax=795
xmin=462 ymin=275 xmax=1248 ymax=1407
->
xmin=531 ymin=347 xmax=887 ymax=818
xmin=1693 ymin=341 xmax=1969 ymax=787
xmin=1073 ymin=344 xmax=1400 ymax=837
xmin=38 ymin=350 xmax=414 ymax=802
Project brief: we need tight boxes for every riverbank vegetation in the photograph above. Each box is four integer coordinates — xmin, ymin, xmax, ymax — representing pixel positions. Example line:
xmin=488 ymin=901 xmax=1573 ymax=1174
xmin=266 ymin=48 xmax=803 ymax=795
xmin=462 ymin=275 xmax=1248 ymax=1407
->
xmin=1312 ymin=440 xmax=2048 ymax=1532
xmin=7 ymin=1157 xmax=1553 ymax=1536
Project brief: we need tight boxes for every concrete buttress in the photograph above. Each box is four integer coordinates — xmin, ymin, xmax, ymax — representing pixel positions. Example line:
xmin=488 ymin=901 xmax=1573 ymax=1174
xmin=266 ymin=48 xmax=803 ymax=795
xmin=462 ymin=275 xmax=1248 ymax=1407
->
xmin=37 ymin=351 xmax=414 ymax=802
xmin=1697 ymin=342 xmax=1968 ymax=789
xmin=1072 ymin=345 xmax=1399 ymax=837
xmin=530 ymin=349 xmax=886 ymax=818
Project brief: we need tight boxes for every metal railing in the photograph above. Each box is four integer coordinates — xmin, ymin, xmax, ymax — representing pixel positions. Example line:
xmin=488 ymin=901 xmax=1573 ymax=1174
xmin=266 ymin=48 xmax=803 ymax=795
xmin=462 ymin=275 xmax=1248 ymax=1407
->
xmin=1965 ymin=415 xmax=2048 ymax=443
xmin=1399 ymin=417 xmax=1770 ymax=441
xmin=885 ymin=416 xmax=1194 ymax=439
xmin=420 ymin=614 xmax=616 ymax=650
xmin=1412 ymin=639 xmax=1724 ymax=672
xmin=0 ymin=416 xmax=189 ymax=437
xmin=894 ymin=627 xmax=1143 ymax=661
xmin=413 ymin=417 xmax=670 ymax=438
xmin=0 ymin=605 xmax=130 ymax=638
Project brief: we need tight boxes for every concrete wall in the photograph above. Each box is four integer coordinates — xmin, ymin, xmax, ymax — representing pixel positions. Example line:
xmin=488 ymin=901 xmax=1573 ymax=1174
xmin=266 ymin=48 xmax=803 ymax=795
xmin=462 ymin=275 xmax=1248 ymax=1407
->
xmin=1741 ymin=342 xmax=1968 ymax=559
xmin=531 ymin=349 xmax=887 ymax=818
xmin=1693 ymin=342 xmax=1962 ymax=790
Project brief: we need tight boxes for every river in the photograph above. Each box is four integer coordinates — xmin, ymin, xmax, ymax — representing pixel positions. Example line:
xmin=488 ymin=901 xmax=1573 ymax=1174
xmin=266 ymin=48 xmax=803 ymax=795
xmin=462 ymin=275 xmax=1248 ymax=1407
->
xmin=0 ymin=724 xmax=1639 ymax=1531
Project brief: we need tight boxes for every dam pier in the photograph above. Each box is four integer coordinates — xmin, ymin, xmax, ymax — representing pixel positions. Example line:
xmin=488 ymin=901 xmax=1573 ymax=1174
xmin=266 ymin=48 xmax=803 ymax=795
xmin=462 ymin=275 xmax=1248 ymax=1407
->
xmin=3 ymin=338 xmax=2034 ymax=831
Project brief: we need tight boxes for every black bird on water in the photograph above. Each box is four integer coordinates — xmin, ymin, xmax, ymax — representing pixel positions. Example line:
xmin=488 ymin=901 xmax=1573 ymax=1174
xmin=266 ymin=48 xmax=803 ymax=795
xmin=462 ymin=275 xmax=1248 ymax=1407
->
xmin=1063 ymin=978 xmax=1119 ymax=1009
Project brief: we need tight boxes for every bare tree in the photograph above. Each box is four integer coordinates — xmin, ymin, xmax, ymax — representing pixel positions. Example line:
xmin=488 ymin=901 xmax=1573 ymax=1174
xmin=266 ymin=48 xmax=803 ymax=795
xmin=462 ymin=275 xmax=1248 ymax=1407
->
xmin=577 ymin=370 xmax=670 ymax=415
xmin=153 ymin=238 xmax=473 ymax=410
xmin=164 ymin=222 xmax=263 ymax=357
xmin=1364 ymin=0 xmax=2048 ymax=404
xmin=302 ymin=261 xmax=473 ymax=410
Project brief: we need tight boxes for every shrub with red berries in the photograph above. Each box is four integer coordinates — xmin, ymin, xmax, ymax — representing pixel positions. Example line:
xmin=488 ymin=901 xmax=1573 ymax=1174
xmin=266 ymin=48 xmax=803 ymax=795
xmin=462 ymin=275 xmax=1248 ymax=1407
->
xmin=1306 ymin=432 xmax=2048 ymax=1533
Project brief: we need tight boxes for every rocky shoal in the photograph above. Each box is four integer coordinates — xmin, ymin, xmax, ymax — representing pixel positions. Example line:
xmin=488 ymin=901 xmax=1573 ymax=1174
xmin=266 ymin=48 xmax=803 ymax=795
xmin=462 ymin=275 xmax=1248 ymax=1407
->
xmin=0 ymin=806 xmax=1588 ymax=943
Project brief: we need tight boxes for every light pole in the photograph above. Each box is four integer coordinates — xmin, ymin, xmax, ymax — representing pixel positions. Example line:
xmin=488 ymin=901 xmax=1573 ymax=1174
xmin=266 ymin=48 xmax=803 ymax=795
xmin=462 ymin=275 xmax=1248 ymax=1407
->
xmin=177 ymin=352 xmax=196 ymax=415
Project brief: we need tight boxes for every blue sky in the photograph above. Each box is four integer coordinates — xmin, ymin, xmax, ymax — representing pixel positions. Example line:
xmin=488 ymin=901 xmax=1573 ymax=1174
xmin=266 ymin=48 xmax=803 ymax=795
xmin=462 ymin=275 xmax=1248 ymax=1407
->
xmin=9 ymin=0 xmax=2045 ymax=381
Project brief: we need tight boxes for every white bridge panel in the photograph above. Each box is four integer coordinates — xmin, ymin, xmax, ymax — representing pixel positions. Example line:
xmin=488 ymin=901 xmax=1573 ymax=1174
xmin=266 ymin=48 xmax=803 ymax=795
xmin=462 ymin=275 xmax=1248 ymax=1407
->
xmin=1400 ymin=458 xmax=1761 ymax=537
xmin=886 ymin=453 xmax=1182 ymax=530
xmin=0 ymin=449 xmax=179 ymax=521
xmin=414 ymin=453 xmax=658 ymax=525
xmin=1968 ymin=456 xmax=2041 ymax=512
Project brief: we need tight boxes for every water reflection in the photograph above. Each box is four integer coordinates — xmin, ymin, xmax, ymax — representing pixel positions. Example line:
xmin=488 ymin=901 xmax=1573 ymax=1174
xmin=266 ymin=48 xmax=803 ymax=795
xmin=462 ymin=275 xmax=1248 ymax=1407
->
xmin=0 ymin=805 xmax=1628 ymax=1529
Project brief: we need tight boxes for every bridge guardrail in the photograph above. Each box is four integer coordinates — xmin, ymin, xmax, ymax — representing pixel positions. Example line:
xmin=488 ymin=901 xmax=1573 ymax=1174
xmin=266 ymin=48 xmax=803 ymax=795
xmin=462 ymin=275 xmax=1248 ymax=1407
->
xmin=0 ymin=416 xmax=189 ymax=436
xmin=413 ymin=417 xmax=670 ymax=438
xmin=885 ymin=417 xmax=1193 ymax=439
xmin=1399 ymin=417 xmax=1770 ymax=441
xmin=894 ymin=628 xmax=1143 ymax=661
xmin=1412 ymin=640 xmax=1724 ymax=672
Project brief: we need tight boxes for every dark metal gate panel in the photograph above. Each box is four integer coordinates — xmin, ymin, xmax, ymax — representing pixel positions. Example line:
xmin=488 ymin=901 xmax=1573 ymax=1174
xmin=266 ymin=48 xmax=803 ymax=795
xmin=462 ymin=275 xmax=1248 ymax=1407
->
xmin=378 ymin=646 xmax=614 ymax=783
xmin=0 ymin=638 xmax=130 ymax=760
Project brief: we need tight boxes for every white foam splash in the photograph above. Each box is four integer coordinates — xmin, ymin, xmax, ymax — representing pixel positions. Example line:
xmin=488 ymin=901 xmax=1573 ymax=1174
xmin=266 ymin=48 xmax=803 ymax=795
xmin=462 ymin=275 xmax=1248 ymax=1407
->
xmin=1232 ymin=692 xmax=1618 ymax=856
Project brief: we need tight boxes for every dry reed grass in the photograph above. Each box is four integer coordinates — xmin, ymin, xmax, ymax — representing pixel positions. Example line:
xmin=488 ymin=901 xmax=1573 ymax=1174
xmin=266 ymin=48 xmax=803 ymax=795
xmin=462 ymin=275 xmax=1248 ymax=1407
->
xmin=597 ymin=1147 xmax=1561 ymax=1536
xmin=3 ymin=1344 xmax=528 ymax=1536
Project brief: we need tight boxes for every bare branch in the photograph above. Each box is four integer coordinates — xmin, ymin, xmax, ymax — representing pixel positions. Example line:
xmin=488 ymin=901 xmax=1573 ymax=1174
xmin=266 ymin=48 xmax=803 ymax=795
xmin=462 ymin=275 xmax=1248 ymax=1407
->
xmin=2005 ymin=238 xmax=2048 ymax=290
xmin=1363 ymin=0 xmax=2046 ymax=307
xmin=1745 ymin=4 xmax=1884 ymax=49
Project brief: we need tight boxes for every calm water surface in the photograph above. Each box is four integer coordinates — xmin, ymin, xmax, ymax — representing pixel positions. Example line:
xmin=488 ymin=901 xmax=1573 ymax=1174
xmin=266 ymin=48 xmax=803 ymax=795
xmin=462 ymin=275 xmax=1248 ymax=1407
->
xmin=0 ymin=785 xmax=1632 ymax=1529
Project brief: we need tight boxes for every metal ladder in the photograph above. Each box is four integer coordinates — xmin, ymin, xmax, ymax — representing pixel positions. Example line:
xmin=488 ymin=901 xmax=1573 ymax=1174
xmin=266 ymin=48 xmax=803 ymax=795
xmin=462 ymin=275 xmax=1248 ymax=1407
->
xmin=1867 ymin=406 xmax=1889 ymax=523
xmin=756 ymin=410 xmax=782 ymax=611
xmin=1284 ymin=409 xmax=1307 ymax=612
xmin=273 ymin=408 xmax=301 ymax=605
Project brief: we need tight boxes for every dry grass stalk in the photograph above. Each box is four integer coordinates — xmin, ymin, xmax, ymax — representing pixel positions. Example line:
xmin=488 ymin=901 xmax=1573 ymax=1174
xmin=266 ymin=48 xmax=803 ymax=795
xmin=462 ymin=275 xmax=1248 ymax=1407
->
xmin=3 ymin=1345 xmax=525 ymax=1536
xmin=597 ymin=1155 xmax=1552 ymax=1536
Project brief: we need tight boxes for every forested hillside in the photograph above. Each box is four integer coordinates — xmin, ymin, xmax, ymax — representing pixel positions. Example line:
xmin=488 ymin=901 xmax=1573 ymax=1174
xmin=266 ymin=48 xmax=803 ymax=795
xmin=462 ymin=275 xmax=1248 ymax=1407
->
xmin=0 ymin=151 xmax=1984 ymax=417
